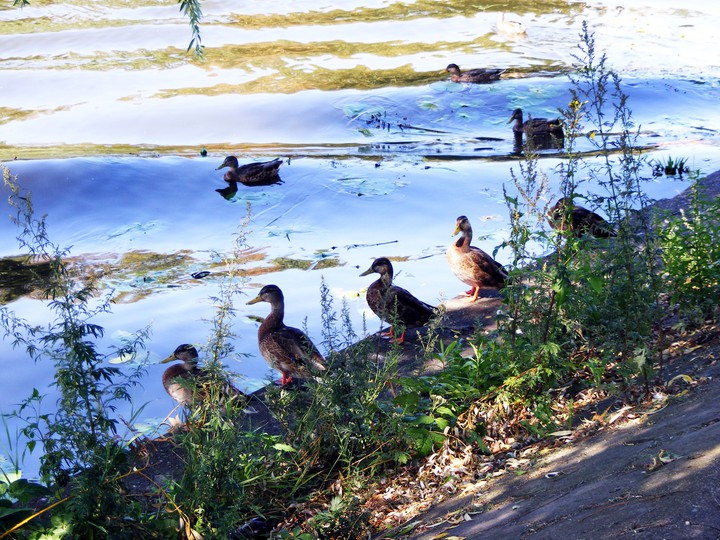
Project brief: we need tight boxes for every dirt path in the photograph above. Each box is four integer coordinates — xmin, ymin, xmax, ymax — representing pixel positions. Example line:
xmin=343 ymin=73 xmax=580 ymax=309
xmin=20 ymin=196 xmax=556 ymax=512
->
xmin=388 ymin=348 xmax=720 ymax=539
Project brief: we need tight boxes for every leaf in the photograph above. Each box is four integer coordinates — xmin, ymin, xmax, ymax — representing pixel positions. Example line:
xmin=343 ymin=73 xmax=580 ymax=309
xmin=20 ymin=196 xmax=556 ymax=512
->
xmin=8 ymin=478 xmax=52 ymax=502
xmin=272 ymin=443 xmax=297 ymax=453
xmin=435 ymin=406 xmax=455 ymax=417
xmin=666 ymin=374 xmax=693 ymax=386
xmin=394 ymin=392 xmax=420 ymax=408
xmin=586 ymin=275 xmax=605 ymax=293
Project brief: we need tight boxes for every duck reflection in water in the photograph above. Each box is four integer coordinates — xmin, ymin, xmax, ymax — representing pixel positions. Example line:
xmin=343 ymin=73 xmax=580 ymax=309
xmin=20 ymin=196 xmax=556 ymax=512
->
xmin=508 ymin=108 xmax=564 ymax=154
xmin=215 ymin=181 xmax=239 ymax=201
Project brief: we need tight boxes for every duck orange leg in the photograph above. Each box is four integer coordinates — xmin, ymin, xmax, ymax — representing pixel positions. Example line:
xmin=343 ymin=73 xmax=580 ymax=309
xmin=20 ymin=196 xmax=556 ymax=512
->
xmin=380 ymin=326 xmax=406 ymax=344
xmin=463 ymin=286 xmax=480 ymax=301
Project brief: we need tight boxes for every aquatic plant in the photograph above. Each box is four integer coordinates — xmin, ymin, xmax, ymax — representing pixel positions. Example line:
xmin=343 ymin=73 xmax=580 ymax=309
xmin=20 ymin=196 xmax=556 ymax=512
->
xmin=652 ymin=155 xmax=689 ymax=176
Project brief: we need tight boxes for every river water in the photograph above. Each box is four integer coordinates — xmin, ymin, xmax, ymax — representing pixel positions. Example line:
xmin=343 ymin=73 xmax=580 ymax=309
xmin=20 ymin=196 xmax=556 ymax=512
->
xmin=1 ymin=0 xmax=719 ymax=477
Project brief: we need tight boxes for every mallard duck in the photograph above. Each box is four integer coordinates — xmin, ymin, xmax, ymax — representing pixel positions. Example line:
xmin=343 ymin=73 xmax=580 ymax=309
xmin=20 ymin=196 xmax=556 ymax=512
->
xmin=446 ymin=63 xmax=504 ymax=84
xmin=447 ymin=216 xmax=507 ymax=301
xmin=160 ymin=344 xmax=206 ymax=406
xmin=246 ymin=284 xmax=325 ymax=386
xmin=360 ymin=257 xmax=435 ymax=343
xmin=548 ymin=198 xmax=616 ymax=238
xmin=496 ymin=13 xmax=526 ymax=36
xmin=161 ymin=344 xmax=244 ymax=406
xmin=216 ymin=156 xmax=283 ymax=186
xmin=508 ymin=108 xmax=564 ymax=138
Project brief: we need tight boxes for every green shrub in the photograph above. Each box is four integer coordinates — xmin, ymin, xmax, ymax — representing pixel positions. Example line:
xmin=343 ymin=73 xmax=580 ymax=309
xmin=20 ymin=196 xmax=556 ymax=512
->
xmin=659 ymin=181 xmax=720 ymax=324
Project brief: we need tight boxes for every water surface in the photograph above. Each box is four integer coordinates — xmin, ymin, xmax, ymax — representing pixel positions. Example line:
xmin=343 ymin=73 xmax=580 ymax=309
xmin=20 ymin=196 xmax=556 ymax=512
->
xmin=1 ymin=0 xmax=719 ymax=477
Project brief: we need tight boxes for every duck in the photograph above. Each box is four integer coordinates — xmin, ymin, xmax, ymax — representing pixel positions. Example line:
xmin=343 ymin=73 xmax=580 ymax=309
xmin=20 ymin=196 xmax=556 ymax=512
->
xmin=161 ymin=344 xmax=244 ymax=406
xmin=216 ymin=156 xmax=283 ymax=186
xmin=360 ymin=257 xmax=436 ymax=343
xmin=548 ymin=197 xmax=616 ymax=238
xmin=446 ymin=63 xmax=504 ymax=84
xmin=508 ymin=108 xmax=564 ymax=139
xmin=496 ymin=13 xmax=526 ymax=36
xmin=447 ymin=215 xmax=507 ymax=301
xmin=246 ymin=284 xmax=326 ymax=386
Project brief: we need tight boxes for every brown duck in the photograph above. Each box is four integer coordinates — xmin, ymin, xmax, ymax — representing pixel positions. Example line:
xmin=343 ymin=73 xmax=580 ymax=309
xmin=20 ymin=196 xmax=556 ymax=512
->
xmin=246 ymin=284 xmax=325 ymax=386
xmin=216 ymin=156 xmax=283 ymax=186
xmin=446 ymin=63 xmax=504 ymax=84
xmin=161 ymin=344 xmax=243 ymax=406
xmin=548 ymin=197 xmax=616 ymax=238
xmin=360 ymin=257 xmax=435 ymax=343
xmin=447 ymin=215 xmax=507 ymax=301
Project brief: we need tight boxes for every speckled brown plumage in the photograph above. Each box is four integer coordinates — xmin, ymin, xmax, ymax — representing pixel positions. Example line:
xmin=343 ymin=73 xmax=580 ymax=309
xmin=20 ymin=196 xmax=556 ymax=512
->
xmin=161 ymin=344 xmax=243 ymax=407
xmin=447 ymin=215 xmax=507 ymax=301
xmin=446 ymin=63 xmax=504 ymax=84
xmin=360 ymin=257 xmax=435 ymax=342
xmin=246 ymin=284 xmax=325 ymax=386
xmin=216 ymin=156 xmax=283 ymax=186
xmin=548 ymin=198 xmax=616 ymax=238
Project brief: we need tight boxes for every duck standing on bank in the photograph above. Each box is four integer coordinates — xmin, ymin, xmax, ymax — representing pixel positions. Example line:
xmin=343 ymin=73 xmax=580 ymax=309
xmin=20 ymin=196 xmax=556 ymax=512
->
xmin=447 ymin=215 xmax=507 ymax=301
xmin=360 ymin=257 xmax=436 ymax=343
xmin=246 ymin=284 xmax=326 ymax=386
xmin=548 ymin=197 xmax=617 ymax=238
xmin=446 ymin=63 xmax=504 ymax=84
xmin=161 ymin=343 xmax=244 ymax=406
xmin=216 ymin=156 xmax=284 ymax=186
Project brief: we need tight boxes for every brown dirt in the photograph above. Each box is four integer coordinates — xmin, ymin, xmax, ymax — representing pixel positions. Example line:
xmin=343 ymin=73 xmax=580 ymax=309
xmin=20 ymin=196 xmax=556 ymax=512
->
xmin=375 ymin=326 xmax=720 ymax=540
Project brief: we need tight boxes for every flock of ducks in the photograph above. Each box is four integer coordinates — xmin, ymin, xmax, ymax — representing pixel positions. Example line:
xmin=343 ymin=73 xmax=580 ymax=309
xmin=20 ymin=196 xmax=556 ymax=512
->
xmin=162 ymin=202 xmax=614 ymax=405
xmin=161 ymin=53 xmax=617 ymax=408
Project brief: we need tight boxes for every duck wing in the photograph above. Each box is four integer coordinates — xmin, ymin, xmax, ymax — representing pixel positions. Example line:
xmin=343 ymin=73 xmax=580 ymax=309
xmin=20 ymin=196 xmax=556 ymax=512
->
xmin=272 ymin=326 xmax=325 ymax=371
xmin=236 ymin=158 xmax=284 ymax=185
xmin=572 ymin=207 xmax=616 ymax=238
xmin=466 ymin=247 xmax=507 ymax=287
xmin=387 ymin=285 xmax=435 ymax=326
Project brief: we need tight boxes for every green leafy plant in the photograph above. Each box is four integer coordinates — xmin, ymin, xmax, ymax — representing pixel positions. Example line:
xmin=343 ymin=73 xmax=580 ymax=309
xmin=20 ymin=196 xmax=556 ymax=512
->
xmin=659 ymin=180 xmax=720 ymax=323
xmin=0 ymin=166 xmax=166 ymax=538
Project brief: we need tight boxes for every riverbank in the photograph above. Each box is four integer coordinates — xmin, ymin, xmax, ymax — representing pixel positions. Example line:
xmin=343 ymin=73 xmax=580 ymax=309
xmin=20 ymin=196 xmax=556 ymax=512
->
xmin=126 ymin=170 xmax=720 ymax=538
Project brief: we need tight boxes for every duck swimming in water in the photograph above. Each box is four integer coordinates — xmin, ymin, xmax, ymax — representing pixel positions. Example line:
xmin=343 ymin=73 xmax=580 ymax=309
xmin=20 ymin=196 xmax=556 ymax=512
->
xmin=246 ymin=284 xmax=326 ymax=386
xmin=446 ymin=63 xmax=504 ymax=84
xmin=216 ymin=156 xmax=283 ymax=186
xmin=447 ymin=215 xmax=507 ymax=301
xmin=548 ymin=197 xmax=616 ymax=238
xmin=360 ymin=257 xmax=436 ymax=343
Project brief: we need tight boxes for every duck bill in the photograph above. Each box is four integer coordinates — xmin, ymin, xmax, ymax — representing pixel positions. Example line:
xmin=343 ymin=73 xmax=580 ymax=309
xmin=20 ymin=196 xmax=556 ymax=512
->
xmin=359 ymin=266 xmax=374 ymax=277
xmin=452 ymin=225 xmax=461 ymax=236
xmin=160 ymin=354 xmax=176 ymax=364
xmin=246 ymin=295 xmax=263 ymax=305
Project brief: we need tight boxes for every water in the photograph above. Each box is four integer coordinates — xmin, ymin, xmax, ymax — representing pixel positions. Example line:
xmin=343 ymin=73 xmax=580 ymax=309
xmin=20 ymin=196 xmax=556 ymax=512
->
xmin=1 ymin=0 xmax=719 ymax=478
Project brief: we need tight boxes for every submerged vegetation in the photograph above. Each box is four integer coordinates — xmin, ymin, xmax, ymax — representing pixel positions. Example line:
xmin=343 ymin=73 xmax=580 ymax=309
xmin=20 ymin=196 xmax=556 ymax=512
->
xmin=0 ymin=25 xmax=719 ymax=539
